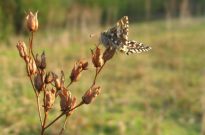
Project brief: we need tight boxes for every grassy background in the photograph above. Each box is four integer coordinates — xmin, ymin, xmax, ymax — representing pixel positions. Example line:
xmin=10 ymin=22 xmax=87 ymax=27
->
xmin=0 ymin=18 xmax=205 ymax=135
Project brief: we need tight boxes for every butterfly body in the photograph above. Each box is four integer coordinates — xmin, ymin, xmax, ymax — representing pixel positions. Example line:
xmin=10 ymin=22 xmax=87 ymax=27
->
xmin=100 ymin=16 xmax=151 ymax=55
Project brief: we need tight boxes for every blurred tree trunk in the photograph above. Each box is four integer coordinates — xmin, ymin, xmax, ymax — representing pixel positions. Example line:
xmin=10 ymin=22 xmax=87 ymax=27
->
xmin=180 ymin=0 xmax=191 ymax=24
xmin=165 ymin=0 xmax=176 ymax=29
xmin=145 ymin=0 xmax=151 ymax=20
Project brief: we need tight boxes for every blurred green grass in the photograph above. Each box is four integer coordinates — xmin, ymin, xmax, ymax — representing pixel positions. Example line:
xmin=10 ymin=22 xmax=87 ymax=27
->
xmin=0 ymin=18 xmax=205 ymax=135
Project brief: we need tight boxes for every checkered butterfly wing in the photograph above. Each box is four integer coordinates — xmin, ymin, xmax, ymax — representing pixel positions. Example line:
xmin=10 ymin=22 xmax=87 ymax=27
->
xmin=106 ymin=16 xmax=129 ymax=46
xmin=119 ymin=40 xmax=152 ymax=55
xmin=101 ymin=16 xmax=151 ymax=55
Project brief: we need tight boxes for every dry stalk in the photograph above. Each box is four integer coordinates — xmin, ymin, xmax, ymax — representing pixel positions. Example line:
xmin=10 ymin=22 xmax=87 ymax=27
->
xmin=16 ymin=11 xmax=116 ymax=135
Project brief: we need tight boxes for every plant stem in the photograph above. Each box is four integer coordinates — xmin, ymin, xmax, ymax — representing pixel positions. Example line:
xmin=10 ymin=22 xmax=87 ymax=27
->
xmin=66 ymin=81 xmax=73 ymax=89
xmin=92 ymin=62 xmax=106 ymax=86
xmin=29 ymin=76 xmax=43 ymax=126
xmin=44 ymin=112 xmax=64 ymax=130
xmin=44 ymin=101 xmax=84 ymax=130
xmin=37 ymin=96 xmax=43 ymax=126
xmin=29 ymin=32 xmax=35 ymax=60
xmin=92 ymin=68 xmax=98 ymax=86
xmin=41 ymin=111 xmax=48 ymax=135
xmin=59 ymin=116 xmax=69 ymax=135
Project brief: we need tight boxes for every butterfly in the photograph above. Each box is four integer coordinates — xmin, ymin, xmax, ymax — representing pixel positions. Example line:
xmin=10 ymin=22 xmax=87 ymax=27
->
xmin=100 ymin=16 xmax=151 ymax=55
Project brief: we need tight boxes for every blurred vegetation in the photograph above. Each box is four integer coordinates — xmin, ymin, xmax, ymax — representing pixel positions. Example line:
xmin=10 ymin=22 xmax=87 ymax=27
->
xmin=0 ymin=17 xmax=205 ymax=135
xmin=0 ymin=0 xmax=205 ymax=41
xmin=1 ymin=0 xmax=205 ymax=135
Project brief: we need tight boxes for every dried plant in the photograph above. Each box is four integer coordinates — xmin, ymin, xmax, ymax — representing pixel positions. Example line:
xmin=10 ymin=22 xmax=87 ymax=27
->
xmin=17 ymin=11 xmax=152 ymax=135
xmin=16 ymin=11 xmax=117 ymax=135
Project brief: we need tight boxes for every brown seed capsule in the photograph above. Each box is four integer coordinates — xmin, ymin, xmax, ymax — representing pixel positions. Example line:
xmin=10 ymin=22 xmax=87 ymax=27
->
xmin=27 ymin=58 xmax=37 ymax=75
xmin=26 ymin=11 xmax=38 ymax=32
xmin=91 ymin=47 xmax=104 ymax=68
xmin=103 ymin=47 xmax=116 ymax=62
xmin=16 ymin=41 xmax=28 ymax=58
xmin=45 ymin=88 xmax=56 ymax=111
xmin=34 ymin=73 xmax=44 ymax=92
xmin=54 ymin=77 xmax=61 ymax=90
xmin=70 ymin=62 xmax=82 ymax=82
xmin=24 ymin=56 xmax=30 ymax=63
xmin=66 ymin=97 xmax=76 ymax=116
xmin=40 ymin=51 xmax=46 ymax=69
xmin=82 ymin=85 xmax=101 ymax=104
xmin=36 ymin=51 xmax=46 ymax=70
xmin=60 ymin=70 xmax=65 ymax=87
xmin=45 ymin=72 xmax=54 ymax=84
xmin=79 ymin=60 xmax=88 ymax=70
xmin=59 ymin=87 xmax=72 ymax=112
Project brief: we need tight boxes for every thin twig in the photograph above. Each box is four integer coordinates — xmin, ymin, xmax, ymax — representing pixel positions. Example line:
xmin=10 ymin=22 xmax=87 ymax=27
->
xmin=41 ymin=111 xmax=48 ymax=135
xmin=28 ymin=75 xmax=43 ymax=126
xmin=59 ymin=116 xmax=69 ymax=135
xmin=44 ymin=101 xmax=84 ymax=130
xmin=97 ymin=62 xmax=106 ymax=74
xmin=37 ymin=96 xmax=43 ymax=126
xmin=44 ymin=112 xmax=64 ymax=130
xmin=41 ymin=86 xmax=48 ymax=135
xmin=30 ymin=32 xmax=35 ymax=60
xmin=92 ymin=68 xmax=99 ymax=86
xmin=66 ymin=81 xmax=73 ymax=89
xmin=92 ymin=62 xmax=106 ymax=86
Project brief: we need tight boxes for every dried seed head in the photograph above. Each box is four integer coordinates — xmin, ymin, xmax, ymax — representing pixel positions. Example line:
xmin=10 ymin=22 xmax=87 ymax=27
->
xmin=103 ymin=47 xmax=116 ymax=62
xmin=70 ymin=62 xmax=82 ymax=82
xmin=91 ymin=46 xmax=104 ymax=68
xmin=26 ymin=11 xmax=38 ymax=32
xmin=59 ymin=87 xmax=72 ymax=112
xmin=45 ymin=88 xmax=56 ymax=111
xmin=54 ymin=77 xmax=61 ymax=90
xmin=60 ymin=70 xmax=65 ymax=87
xmin=24 ymin=56 xmax=30 ymax=63
xmin=27 ymin=58 xmax=37 ymax=75
xmin=34 ymin=73 xmax=44 ymax=92
xmin=40 ymin=51 xmax=46 ymax=69
xmin=16 ymin=41 xmax=28 ymax=58
xmin=45 ymin=72 xmax=54 ymax=84
xmin=82 ymin=85 xmax=101 ymax=104
xmin=79 ymin=60 xmax=88 ymax=70
xmin=36 ymin=51 xmax=46 ymax=70
xmin=66 ymin=97 xmax=76 ymax=116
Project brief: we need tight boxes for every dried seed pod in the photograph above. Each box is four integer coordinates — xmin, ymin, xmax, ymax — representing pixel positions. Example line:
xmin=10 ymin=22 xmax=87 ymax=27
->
xmin=26 ymin=11 xmax=38 ymax=32
xmin=45 ymin=72 xmax=54 ymax=84
xmin=59 ymin=87 xmax=72 ymax=112
xmin=27 ymin=58 xmax=37 ymax=75
xmin=36 ymin=51 xmax=46 ymax=70
xmin=66 ymin=97 xmax=76 ymax=116
xmin=45 ymin=88 xmax=56 ymax=111
xmin=60 ymin=70 xmax=65 ymax=87
xmin=91 ymin=46 xmax=104 ymax=68
xmin=16 ymin=41 xmax=28 ymax=58
xmin=79 ymin=60 xmax=88 ymax=70
xmin=103 ymin=47 xmax=116 ymax=62
xmin=82 ymin=85 xmax=101 ymax=104
xmin=54 ymin=77 xmax=61 ymax=90
xmin=70 ymin=62 xmax=82 ymax=82
xmin=34 ymin=73 xmax=44 ymax=92
xmin=40 ymin=51 xmax=46 ymax=69
xmin=24 ymin=56 xmax=30 ymax=63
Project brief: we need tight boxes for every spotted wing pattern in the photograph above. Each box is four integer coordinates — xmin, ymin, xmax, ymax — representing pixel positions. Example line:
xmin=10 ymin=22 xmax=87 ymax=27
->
xmin=119 ymin=40 xmax=152 ymax=55
xmin=101 ymin=16 xmax=151 ymax=55
xmin=106 ymin=16 xmax=129 ymax=47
